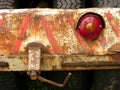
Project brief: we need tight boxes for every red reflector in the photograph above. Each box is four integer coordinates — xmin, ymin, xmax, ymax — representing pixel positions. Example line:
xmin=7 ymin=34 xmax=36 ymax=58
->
xmin=77 ymin=13 xmax=105 ymax=40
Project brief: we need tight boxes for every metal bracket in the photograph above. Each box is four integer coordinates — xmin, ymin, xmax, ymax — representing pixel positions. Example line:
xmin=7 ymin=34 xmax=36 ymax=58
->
xmin=28 ymin=43 xmax=41 ymax=71
xmin=27 ymin=43 xmax=72 ymax=87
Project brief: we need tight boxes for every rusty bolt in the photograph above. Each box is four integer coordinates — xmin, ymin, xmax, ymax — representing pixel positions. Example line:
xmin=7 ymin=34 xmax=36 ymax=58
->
xmin=27 ymin=71 xmax=38 ymax=80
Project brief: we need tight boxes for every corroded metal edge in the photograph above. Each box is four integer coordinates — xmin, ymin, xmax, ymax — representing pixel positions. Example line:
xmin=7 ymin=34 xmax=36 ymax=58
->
xmin=0 ymin=54 xmax=120 ymax=71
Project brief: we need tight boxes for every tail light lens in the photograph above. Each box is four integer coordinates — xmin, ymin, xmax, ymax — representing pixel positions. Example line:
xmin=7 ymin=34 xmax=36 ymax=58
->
xmin=76 ymin=13 xmax=105 ymax=40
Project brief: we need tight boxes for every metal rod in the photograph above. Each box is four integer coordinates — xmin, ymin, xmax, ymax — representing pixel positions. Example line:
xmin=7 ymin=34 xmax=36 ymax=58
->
xmin=37 ymin=72 xmax=72 ymax=87
xmin=62 ymin=61 xmax=120 ymax=67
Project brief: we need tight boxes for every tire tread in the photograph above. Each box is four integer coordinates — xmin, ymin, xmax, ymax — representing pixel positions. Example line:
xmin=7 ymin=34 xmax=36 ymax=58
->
xmin=55 ymin=0 xmax=83 ymax=9
xmin=92 ymin=0 xmax=120 ymax=7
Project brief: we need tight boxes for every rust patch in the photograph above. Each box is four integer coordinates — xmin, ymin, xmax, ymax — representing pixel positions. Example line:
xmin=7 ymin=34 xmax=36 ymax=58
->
xmin=111 ymin=54 xmax=120 ymax=61
xmin=109 ymin=43 xmax=120 ymax=52
xmin=0 ymin=14 xmax=21 ymax=54
xmin=28 ymin=43 xmax=41 ymax=71
xmin=41 ymin=16 xmax=62 ymax=54
xmin=62 ymin=61 xmax=120 ymax=67
xmin=0 ymin=9 xmax=120 ymax=55
xmin=1 ymin=54 xmax=120 ymax=71
xmin=105 ymin=12 xmax=120 ymax=39
xmin=13 ymin=16 xmax=31 ymax=53
xmin=65 ymin=13 xmax=91 ymax=54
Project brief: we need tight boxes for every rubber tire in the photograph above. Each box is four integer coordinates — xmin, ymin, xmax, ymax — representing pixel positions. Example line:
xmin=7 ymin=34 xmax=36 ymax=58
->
xmin=94 ymin=70 xmax=120 ymax=90
xmin=54 ymin=0 xmax=85 ymax=9
xmin=0 ymin=0 xmax=15 ymax=9
xmin=91 ymin=0 xmax=120 ymax=7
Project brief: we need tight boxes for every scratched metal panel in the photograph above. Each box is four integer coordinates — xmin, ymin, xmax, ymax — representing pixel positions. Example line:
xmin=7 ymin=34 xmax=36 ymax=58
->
xmin=0 ymin=54 xmax=120 ymax=71
xmin=0 ymin=8 xmax=120 ymax=55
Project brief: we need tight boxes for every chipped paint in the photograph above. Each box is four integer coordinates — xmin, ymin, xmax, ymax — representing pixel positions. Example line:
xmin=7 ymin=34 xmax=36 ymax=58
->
xmin=0 ymin=8 xmax=120 ymax=71
xmin=0 ymin=54 xmax=120 ymax=71
xmin=0 ymin=8 xmax=120 ymax=55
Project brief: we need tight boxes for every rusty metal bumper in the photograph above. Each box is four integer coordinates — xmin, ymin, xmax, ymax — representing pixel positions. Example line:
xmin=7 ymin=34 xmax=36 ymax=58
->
xmin=0 ymin=8 xmax=120 ymax=71
xmin=0 ymin=54 xmax=120 ymax=71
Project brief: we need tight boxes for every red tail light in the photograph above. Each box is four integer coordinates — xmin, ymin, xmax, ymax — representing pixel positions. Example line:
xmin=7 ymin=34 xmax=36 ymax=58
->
xmin=76 ymin=13 xmax=105 ymax=40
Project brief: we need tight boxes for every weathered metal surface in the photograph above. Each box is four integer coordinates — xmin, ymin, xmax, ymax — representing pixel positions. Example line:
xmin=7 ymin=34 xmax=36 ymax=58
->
xmin=28 ymin=43 xmax=41 ymax=71
xmin=0 ymin=8 xmax=120 ymax=71
xmin=0 ymin=55 xmax=27 ymax=71
xmin=0 ymin=8 xmax=120 ymax=55
xmin=108 ymin=43 xmax=120 ymax=52
xmin=0 ymin=54 xmax=120 ymax=71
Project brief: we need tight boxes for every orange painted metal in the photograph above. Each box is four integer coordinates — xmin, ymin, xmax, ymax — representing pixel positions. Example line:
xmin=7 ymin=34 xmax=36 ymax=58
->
xmin=105 ymin=12 xmax=120 ymax=40
xmin=66 ymin=14 xmax=92 ymax=54
xmin=1 ymin=8 xmax=120 ymax=71
xmin=0 ymin=8 xmax=120 ymax=55
xmin=41 ymin=17 xmax=62 ymax=54
xmin=13 ymin=16 xmax=31 ymax=53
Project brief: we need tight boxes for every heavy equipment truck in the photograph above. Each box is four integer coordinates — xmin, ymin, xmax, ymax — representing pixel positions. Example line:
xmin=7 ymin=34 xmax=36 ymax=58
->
xmin=0 ymin=0 xmax=120 ymax=90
